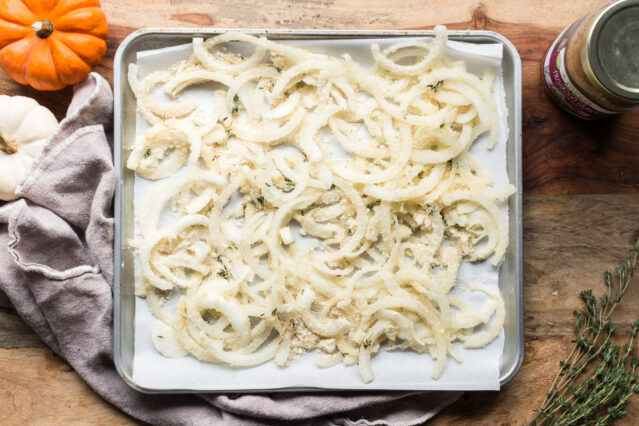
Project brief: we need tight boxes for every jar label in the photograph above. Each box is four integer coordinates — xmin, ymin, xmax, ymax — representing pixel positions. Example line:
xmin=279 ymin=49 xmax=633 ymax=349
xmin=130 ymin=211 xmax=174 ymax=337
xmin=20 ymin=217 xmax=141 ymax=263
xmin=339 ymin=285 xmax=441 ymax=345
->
xmin=543 ymin=46 xmax=615 ymax=118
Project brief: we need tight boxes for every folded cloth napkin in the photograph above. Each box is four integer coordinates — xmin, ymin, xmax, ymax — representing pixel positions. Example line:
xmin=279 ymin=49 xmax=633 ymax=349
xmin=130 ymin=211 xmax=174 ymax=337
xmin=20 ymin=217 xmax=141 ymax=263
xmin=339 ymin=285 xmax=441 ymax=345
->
xmin=0 ymin=73 xmax=461 ymax=426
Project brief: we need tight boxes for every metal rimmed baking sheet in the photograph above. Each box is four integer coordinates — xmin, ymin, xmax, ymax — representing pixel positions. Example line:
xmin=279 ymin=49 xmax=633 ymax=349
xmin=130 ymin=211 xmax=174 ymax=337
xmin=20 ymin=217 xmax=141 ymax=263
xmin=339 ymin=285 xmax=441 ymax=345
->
xmin=113 ymin=28 xmax=523 ymax=393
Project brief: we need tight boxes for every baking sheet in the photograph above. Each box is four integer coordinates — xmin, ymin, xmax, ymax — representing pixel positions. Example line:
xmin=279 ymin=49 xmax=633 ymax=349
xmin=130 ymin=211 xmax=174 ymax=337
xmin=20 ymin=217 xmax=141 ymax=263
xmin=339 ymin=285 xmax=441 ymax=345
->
xmin=129 ymin=35 xmax=509 ymax=391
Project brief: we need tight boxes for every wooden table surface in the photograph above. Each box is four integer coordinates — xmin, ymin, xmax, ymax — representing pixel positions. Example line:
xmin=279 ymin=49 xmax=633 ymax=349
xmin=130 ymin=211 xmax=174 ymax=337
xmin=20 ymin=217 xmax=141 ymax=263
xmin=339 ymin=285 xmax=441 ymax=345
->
xmin=2 ymin=0 xmax=639 ymax=424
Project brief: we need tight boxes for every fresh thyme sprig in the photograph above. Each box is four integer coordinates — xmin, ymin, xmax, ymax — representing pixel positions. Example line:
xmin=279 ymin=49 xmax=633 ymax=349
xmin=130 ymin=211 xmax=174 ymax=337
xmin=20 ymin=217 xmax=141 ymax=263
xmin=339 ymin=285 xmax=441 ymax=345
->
xmin=527 ymin=239 xmax=639 ymax=426
xmin=216 ymin=255 xmax=230 ymax=280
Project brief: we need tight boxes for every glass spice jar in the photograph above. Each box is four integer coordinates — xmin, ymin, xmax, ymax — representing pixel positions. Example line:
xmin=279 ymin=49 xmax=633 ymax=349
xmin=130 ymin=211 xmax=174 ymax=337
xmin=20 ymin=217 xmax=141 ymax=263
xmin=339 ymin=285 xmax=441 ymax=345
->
xmin=542 ymin=0 xmax=639 ymax=119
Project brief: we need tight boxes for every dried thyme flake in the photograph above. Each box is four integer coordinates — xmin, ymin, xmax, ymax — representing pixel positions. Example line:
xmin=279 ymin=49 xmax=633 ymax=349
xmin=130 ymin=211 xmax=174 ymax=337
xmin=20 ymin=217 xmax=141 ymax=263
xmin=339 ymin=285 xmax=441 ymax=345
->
xmin=281 ymin=177 xmax=296 ymax=193
xmin=428 ymin=80 xmax=444 ymax=92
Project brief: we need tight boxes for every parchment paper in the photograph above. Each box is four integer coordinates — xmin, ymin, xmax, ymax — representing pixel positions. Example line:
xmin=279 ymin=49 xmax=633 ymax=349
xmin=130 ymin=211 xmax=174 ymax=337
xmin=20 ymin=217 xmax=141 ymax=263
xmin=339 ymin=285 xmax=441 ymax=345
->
xmin=130 ymin=35 xmax=509 ymax=391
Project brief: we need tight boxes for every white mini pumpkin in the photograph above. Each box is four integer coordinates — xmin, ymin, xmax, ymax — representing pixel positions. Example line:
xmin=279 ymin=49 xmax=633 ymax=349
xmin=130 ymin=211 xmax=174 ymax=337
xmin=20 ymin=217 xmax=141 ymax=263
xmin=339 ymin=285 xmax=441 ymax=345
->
xmin=0 ymin=95 xmax=59 ymax=201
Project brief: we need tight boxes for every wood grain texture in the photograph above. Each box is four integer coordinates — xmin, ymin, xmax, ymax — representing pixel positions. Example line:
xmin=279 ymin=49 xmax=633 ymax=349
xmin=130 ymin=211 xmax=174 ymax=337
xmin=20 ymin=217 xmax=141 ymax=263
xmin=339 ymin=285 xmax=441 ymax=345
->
xmin=0 ymin=308 xmax=45 ymax=349
xmin=0 ymin=348 xmax=138 ymax=426
xmin=524 ymin=194 xmax=639 ymax=336
xmin=434 ymin=334 xmax=638 ymax=425
xmin=0 ymin=0 xmax=638 ymax=424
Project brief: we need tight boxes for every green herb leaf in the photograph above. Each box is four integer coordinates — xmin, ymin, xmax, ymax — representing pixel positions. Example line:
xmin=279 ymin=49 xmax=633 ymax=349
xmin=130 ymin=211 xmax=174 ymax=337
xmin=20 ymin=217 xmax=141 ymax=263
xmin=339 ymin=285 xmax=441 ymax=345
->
xmin=428 ymin=80 xmax=444 ymax=92
xmin=280 ymin=177 xmax=296 ymax=193
xmin=527 ymin=237 xmax=639 ymax=425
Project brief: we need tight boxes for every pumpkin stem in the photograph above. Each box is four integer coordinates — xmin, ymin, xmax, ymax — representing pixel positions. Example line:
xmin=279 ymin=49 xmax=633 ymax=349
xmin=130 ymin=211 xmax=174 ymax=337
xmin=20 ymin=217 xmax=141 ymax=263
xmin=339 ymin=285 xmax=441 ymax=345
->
xmin=32 ymin=20 xmax=54 ymax=39
xmin=0 ymin=134 xmax=18 ymax=155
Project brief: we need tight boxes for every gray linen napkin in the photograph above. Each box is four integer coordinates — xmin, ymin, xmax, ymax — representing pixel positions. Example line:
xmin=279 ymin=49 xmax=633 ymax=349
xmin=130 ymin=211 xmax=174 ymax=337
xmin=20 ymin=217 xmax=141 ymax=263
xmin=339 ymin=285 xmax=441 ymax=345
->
xmin=0 ymin=73 xmax=461 ymax=426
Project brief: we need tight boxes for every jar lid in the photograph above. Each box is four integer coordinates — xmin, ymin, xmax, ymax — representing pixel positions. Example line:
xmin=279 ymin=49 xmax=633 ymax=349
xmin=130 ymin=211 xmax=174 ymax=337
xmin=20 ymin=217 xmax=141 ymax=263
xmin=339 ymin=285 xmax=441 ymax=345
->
xmin=584 ymin=0 xmax=639 ymax=101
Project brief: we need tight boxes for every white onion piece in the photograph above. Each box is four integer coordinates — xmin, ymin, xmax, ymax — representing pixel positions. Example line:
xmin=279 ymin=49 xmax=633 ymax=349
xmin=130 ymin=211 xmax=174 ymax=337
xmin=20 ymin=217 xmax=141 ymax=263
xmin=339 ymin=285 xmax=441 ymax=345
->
xmin=370 ymin=25 xmax=447 ymax=76
xmin=193 ymin=36 xmax=266 ymax=75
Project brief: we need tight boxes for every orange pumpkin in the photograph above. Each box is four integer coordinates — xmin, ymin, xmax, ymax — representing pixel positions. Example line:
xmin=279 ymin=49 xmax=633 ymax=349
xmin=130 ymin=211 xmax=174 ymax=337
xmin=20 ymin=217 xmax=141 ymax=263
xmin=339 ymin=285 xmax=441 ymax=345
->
xmin=0 ymin=0 xmax=108 ymax=91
